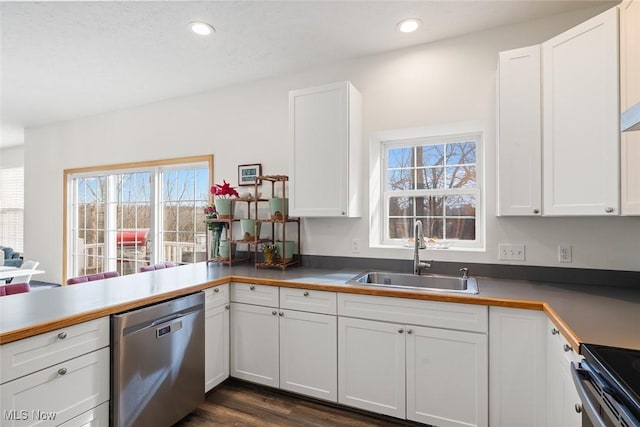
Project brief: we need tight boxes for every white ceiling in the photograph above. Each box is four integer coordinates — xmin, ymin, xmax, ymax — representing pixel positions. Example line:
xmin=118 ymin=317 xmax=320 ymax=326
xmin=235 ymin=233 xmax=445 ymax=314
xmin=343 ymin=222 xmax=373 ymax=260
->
xmin=0 ymin=0 xmax=611 ymax=147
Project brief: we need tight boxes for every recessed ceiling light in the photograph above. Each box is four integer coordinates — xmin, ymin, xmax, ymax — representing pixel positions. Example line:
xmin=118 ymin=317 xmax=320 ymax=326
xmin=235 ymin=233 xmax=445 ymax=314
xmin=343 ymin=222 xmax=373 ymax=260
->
xmin=396 ymin=18 xmax=422 ymax=33
xmin=190 ymin=21 xmax=215 ymax=36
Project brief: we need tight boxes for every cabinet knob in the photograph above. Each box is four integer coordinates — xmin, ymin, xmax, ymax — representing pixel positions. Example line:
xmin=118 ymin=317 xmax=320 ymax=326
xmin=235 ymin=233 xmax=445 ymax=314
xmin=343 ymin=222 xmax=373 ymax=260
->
xmin=279 ymin=311 xmax=284 ymax=316
xmin=551 ymin=328 xmax=559 ymax=335
xmin=225 ymin=305 xmax=230 ymax=310
xmin=341 ymin=212 xmax=346 ymax=216
xmin=250 ymin=285 xmax=256 ymax=291
xmin=398 ymin=328 xmax=404 ymax=334
xmin=407 ymin=329 xmax=413 ymax=334
xmin=214 ymin=288 xmax=219 ymax=293
xmin=605 ymin=207 xmax=614 ymax=213
xmin=57 ymin=368 xmax=68 ymax=376
xmin=57 ymin=332 xmax=67 ymax=340
xmin=574 ymin=403 xmax=582 ymax=413
xmin=272 ymin=310 xmax=277 ymax=315
xmin=564 ymin=344 xmax=573 ymax=352
xmin=533 ymin=209 xmax=540 ymax=214
xmin=303 ymin=291 xmax=309 ymax=297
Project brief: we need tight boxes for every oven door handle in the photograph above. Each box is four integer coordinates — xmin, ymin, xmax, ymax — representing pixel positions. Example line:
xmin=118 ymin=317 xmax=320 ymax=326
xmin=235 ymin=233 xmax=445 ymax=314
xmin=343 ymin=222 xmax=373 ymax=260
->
xmin=571 ymin=361 xmax=607 ymax=427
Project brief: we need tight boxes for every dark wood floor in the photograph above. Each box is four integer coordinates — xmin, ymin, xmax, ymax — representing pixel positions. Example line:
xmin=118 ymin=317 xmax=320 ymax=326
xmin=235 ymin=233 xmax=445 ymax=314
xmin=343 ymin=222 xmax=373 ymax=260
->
xmin=175 ymin=379 xmax=422 ymax=427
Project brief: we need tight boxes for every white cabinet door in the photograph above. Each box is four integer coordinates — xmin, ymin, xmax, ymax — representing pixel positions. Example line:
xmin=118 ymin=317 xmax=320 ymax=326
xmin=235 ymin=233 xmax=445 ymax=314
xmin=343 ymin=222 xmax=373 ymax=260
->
xmin=497 ymin=45 xmax=542 ymax=216
xmin=230 ymin=302 xmax=279 ymax=387
xmin=338 ymin=317 xmax=405 ymax=418
xmin=289 ymin=81 xmax=362 ymax=217
xmin=621 ymin=0 xmax=640 ymax=215
xmin=205 ymin=303 xmax=230 ymax=392
xmin=488 ymin=307 xmax=547 ymax=427
xmin=0 ymin=348 xmax=109 ymax=427
xmin=279 ymin=309 xmax=337 ymax=402
xmin=542 ymin=7 xmax=620 ymax=216
xmin=59 ymin=402 xmax=109 ymax=427
xmin=406 ymin=325 xmax=488 ymax=427
xmin=546 ymin=319 xmax=583 ymax=427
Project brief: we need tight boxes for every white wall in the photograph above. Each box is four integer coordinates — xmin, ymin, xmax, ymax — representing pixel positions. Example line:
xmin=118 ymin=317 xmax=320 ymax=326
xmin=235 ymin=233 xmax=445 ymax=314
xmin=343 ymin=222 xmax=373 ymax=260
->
xmin=25 ymin=5 xmax=640 ymax=283
xmin=0 ymin=145 xmax=24 ymax=169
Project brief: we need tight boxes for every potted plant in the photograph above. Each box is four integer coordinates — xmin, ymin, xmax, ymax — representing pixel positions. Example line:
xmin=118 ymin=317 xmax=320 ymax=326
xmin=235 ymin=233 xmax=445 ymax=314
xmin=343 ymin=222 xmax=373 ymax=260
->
xmin=204 ymin=204 xmax=224 ymax=258
xmin=211 ymin=180 xmax=239 ymax=219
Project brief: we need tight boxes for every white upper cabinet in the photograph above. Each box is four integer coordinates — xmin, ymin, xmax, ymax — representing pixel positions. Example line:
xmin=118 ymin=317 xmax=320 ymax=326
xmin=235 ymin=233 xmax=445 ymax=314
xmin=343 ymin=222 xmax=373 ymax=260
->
xmin=497 ymin=45 xmax=542 ymax=216
xmin=620 ymin=0 xmax=640 ymax=215
xmin=542 ymin=7 xmax=620 ymax=216
xmin=289 ymin=81 xmax=362 ymax=217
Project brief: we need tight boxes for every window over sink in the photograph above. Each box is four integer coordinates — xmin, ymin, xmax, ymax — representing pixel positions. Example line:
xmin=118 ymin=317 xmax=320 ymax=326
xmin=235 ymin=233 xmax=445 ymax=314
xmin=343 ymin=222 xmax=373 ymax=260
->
xmin=370 ymin=122 xmax=484 ymax=250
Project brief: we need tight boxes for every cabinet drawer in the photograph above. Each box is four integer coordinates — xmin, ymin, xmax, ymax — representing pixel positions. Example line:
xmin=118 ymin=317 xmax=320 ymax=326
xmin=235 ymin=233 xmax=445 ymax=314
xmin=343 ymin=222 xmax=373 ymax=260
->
xmin=0 ymin=347 xmax=110 ymax=426
xmin=0 ymin=317 xmax=109 ymax=384
xmin=205 ymin=283 xmax=229 ymax=309
xmin=59 ymin=402 xmax=109 ymax=427
xmin=230 ymin=282 xmax=279 ymax=307
xmin=280 ymin=287 xmax=337 ymax=315
xmin=338 ymin=293 xmax=487 ymax=333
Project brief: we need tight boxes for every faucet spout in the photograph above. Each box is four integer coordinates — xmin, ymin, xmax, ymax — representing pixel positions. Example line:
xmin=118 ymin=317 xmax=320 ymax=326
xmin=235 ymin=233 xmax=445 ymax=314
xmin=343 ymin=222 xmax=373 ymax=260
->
xmin=413 ymin=220 xmax=430 ymax=275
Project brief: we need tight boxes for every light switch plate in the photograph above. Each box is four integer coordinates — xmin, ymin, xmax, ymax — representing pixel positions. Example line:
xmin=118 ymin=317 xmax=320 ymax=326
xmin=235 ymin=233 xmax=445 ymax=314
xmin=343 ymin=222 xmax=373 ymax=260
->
xmin=499 ymin=243 xmax=526 ymax=261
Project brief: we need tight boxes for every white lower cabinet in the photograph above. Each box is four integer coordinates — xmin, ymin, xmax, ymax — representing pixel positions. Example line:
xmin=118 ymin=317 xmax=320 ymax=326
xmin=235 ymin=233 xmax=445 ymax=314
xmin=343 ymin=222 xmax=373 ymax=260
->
xmin=489 ymin=307 xmax=547 ymax=427
xmin=204 ymin=284 xmax=230 ymax=392
xmin=59 ymin=402 xmax=109 ymax=427
xmin=279 ymin=309 xmax=337 ymax=401
xmin=230 ymin=283 xmax=339 ymax=401
xmin=230 ymin=302 xmax=280 ymax=387
xmin=546 ymin=319 xmax=583 ymax=427
xmin=407 ymin=325 xmax=487 ymax=427
xmin=0 ymin=347 xmax=110 ymax=427
xmin=337 ymin=293 xmax=488 ymax=427
xmin=338 ymin=317 xmax=406 ymax=418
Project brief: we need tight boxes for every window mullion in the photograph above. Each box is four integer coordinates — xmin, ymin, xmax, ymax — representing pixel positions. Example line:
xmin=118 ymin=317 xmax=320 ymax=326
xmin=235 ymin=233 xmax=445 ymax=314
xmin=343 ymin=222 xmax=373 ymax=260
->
xmin=105 ymin=175 xmax=117 ymax=272
xmin=152 ymin=168 xmax=161 ymax=264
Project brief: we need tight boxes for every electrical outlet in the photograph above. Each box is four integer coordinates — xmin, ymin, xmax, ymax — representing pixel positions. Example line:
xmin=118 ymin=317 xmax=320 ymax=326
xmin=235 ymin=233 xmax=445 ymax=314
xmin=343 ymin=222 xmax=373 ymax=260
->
xmin=558 ymin=244 xmax=572 ymax=263
xmin=351 ymin=238 xmax=360 ymax=253
xmin=499 ymin=243 xmax=526 ymax=261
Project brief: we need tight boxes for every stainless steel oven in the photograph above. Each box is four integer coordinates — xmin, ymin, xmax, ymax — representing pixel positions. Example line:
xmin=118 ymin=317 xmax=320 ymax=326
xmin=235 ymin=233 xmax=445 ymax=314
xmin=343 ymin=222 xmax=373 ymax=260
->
xmin=572 ymin=344 xmax=640 ymax=427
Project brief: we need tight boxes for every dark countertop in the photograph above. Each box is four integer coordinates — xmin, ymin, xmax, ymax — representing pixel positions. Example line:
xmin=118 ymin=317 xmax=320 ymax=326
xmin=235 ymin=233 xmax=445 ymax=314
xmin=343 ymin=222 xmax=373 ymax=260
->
xmin=1 ymin=262 xmax=639 ymax=351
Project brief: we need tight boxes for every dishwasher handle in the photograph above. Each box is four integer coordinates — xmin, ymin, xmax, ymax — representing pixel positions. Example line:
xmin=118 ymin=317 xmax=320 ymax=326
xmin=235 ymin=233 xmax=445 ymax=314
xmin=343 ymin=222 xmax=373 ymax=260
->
xmin=121 ymin=304 xmax=201 ymax=338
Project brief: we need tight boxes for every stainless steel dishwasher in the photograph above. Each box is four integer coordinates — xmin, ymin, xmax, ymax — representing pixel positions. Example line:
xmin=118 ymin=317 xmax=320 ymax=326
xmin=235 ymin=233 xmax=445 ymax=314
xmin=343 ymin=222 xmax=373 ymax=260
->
xmin=111 ymin=292 xmax=205 ymax=427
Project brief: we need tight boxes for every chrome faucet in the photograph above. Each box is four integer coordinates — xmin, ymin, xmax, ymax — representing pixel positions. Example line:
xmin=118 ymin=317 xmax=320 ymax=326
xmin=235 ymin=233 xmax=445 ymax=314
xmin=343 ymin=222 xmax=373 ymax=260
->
xmin=413 ymin=220 xmax=431 ymax=275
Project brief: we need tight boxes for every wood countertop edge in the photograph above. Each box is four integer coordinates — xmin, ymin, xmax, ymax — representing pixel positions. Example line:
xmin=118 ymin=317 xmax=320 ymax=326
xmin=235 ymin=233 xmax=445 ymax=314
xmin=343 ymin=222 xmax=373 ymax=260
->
xmin=544 ymin=303 xmax=582 ymax=352
xmin=0 ymin=274 xmax=590 ymax=346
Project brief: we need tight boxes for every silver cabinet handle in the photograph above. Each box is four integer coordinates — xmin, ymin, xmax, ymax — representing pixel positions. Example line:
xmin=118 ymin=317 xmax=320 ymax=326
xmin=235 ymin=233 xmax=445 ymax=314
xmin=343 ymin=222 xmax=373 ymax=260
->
xmin=551 ymin=328 xmax=559 ymax=335
xmin=564 ymin=344 xmax=573 ymax=352
xmin=225 ymin=305 xmax=230 ymax=310
xmin=533 ymin=209 xmax=540 ymax=214
xmin=407 ymin=329 xmax=413 ymax=334
xmin=605 ymin=207 xmax=614 ymax=213
xmin=574 ymin=403 xmax=582 ymax=413
xmin=272 ymin=310 xmax=277 ymax=315
xmin=398 ymin=328 xmax=404 ymax=334
xmin=279 ymin=311 xmax=284 ymax=316
xmin=214 ymin=288 xmax=219 ymax=293
xmin=303 ymin=291 xmax=309 ymax=297
xmin=57 ymin=332 xmax=67 ymax=340
xmin=249 ymin=285 xmax=256 ymax=291
xmin=57 ymin=368 xmax=68 ymax=376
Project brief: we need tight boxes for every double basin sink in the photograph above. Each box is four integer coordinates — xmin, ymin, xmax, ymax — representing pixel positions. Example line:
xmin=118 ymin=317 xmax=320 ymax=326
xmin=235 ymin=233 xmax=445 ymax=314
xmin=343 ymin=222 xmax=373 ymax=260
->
xmin=346 ymin=271 xmax=478 ymax=294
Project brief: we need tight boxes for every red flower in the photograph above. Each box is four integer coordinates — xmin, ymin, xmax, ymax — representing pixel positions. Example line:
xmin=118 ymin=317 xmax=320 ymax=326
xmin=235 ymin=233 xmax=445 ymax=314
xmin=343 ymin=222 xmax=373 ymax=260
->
xmin=210 ymin=180 xmax=239 ymax=198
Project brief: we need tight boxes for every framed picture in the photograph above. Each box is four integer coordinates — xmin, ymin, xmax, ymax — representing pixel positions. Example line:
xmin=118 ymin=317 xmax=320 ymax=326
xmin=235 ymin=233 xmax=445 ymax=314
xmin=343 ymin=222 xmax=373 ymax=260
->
xmin=238 ymin=163 xmax=262 ymax=186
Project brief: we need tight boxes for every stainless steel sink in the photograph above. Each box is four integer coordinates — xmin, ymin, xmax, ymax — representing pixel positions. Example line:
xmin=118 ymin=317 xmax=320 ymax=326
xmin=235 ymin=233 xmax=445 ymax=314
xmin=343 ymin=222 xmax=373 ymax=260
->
xmin=346 ymin=271 xmax=479 ymax=294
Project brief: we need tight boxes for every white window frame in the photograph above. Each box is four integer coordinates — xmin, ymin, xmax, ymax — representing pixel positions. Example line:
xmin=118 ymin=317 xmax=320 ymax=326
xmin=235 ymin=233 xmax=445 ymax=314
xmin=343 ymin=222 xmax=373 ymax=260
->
xmin=369 ymin=122 xmax=485 ymax=251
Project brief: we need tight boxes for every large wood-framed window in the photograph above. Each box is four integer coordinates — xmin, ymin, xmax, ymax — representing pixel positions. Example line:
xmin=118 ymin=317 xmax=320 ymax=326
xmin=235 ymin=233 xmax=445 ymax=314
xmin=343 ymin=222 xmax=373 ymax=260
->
xmin=63 ymin=155 xmax=213 ymax=282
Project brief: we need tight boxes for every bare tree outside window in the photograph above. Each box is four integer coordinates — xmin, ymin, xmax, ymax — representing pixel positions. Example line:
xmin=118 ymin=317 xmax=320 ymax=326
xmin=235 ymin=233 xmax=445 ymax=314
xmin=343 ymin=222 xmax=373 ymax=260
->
xmin=385 ymin=138 xmax=478 ymax=243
